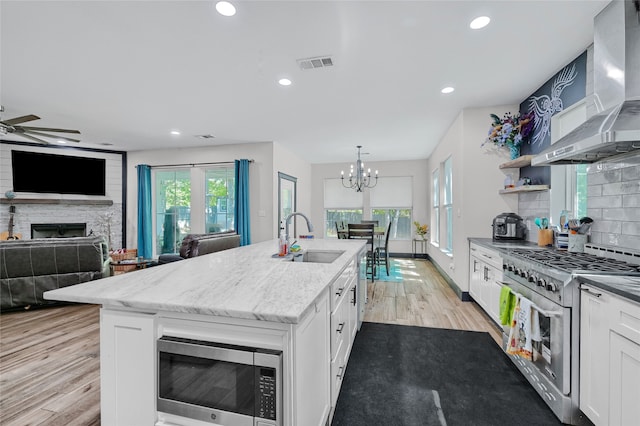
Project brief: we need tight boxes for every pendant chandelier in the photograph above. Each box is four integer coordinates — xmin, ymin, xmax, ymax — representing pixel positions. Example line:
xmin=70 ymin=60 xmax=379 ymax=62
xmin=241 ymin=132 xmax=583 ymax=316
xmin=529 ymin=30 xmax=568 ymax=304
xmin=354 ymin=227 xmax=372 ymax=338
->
xmin=341 ymin=145 xmax=378 ymax=192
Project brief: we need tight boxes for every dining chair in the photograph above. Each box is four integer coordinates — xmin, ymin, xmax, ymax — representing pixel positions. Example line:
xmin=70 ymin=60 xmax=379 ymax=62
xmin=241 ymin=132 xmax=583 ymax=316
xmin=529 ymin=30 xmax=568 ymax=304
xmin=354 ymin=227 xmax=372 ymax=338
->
xmin=375 ymin=220 xmax=393 ymax=276
xmin=347 ymin=223 xmax=376 ymax=282
xmin=335 ymin=222 xmax=348 ymax=239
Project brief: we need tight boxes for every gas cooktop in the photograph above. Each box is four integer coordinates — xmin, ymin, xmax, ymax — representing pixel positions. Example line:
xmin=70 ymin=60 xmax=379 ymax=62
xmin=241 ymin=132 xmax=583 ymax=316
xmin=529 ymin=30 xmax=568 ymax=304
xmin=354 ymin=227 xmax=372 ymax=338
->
xmin=508 ymin=248 xmax=640 ymax=273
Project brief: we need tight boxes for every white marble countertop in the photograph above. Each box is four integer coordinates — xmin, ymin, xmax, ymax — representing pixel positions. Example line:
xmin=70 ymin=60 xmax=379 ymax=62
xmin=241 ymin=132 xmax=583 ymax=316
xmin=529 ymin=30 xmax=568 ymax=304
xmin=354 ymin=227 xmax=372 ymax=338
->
xmin=44 ymin=239 xmax=366 ymax=324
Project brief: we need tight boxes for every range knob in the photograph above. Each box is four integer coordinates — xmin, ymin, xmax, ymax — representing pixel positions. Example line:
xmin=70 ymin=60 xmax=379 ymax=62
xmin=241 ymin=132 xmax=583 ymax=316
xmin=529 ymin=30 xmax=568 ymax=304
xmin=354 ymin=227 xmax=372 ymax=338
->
xmin=537 ymin=278 xmax=546 ymax=288
xmin=545 ymin=282 xmax=557 ymax=292
xmin=519 ymin=269 xmax=527 ymax=278
xmin=528 ymin=274 xmax=535 ymax=283
xmin=508 ymin=264 xmax=515 ymax=272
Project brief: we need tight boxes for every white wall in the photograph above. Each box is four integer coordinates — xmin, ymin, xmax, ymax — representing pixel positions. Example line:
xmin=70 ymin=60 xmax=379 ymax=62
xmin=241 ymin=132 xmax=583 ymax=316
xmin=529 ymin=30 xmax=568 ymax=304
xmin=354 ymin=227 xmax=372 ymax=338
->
xmin=428 ymin=106 xmax=518 ymax=293
xmin=311 ymin=159 xmax=429 ymax=254
xmin=126 ymin=142 xmax=276 ymax=248
xmin=273 ymin=142 xmax=312 ymax=237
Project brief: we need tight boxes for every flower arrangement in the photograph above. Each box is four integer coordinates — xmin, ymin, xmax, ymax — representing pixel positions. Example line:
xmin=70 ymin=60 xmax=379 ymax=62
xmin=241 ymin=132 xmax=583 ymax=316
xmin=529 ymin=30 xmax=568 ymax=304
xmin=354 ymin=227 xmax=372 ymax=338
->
xmin=482 ymin=111 xmax=535 ymax=159
xmin=413 ymin=221 xmax=429 ymax=239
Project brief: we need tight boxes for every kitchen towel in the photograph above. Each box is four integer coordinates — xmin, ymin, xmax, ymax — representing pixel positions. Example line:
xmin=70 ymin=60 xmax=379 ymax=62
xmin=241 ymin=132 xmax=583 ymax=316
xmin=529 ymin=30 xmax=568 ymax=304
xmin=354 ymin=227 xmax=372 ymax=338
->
xmin=498 ymin=286 xmax=516 ymax=326
xmin=506 ymin=296 xmax=540 ymax=361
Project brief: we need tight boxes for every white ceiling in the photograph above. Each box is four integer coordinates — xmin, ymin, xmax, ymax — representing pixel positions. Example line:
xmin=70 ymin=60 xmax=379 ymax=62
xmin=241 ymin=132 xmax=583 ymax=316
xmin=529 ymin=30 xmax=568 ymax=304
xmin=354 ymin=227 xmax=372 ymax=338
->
xmin=0 ymin=0 xmax=609 ymax=164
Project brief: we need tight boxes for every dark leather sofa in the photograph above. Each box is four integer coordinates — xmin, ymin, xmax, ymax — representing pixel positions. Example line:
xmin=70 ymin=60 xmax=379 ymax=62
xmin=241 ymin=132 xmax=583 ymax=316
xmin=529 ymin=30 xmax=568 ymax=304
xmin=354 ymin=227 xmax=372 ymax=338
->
xmin=0 ymin=236 xmax=110 ymax=312
xmin=158 ymin=231 xmax=241 ymax=264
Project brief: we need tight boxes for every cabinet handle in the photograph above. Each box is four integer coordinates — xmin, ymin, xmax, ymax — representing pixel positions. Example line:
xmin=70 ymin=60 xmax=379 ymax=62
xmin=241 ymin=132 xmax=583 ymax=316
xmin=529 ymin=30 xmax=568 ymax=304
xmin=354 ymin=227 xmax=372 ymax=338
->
xmin=483 ymin=266 xmax=489 ymax=281
xmin=337 ymin=322 xmax=345 ymax=333
xmin=473 ymin=260 xmax=479 ymax=272
xmin=351 ymin=286 xmax=357 ymax=306
xmin=337 ymin=366 xmax=344 ymax=379
xmin=580 ymin=285 xmax=602 ymax=297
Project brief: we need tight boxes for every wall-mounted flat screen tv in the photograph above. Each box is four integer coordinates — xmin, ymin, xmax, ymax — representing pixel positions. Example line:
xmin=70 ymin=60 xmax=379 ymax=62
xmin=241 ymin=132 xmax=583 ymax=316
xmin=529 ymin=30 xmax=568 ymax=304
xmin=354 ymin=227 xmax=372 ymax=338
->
xmin=11 ymin=150 xmax=106 ymax=196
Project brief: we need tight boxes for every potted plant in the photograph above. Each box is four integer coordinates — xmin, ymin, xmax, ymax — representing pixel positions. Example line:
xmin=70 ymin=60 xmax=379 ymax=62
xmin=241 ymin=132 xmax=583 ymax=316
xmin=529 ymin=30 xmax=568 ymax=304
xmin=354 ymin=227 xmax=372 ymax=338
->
xmin=482 ymin=111 xmax=535 ymax=159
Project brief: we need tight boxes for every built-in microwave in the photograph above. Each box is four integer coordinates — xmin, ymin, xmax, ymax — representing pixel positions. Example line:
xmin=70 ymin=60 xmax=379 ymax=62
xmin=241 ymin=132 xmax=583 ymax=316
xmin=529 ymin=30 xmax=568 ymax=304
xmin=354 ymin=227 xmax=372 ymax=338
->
xmin=157 ymin=336 xmax=282 ymax=426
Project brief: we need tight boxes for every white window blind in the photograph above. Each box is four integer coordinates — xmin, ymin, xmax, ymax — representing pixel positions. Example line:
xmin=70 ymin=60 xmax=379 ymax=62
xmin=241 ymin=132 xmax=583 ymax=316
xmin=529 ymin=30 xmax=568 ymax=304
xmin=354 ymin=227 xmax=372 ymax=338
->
xmin=369 ymin=176 xmax=412 ymax=207
xmin=323 ymin=178 xmax=363 ymax=208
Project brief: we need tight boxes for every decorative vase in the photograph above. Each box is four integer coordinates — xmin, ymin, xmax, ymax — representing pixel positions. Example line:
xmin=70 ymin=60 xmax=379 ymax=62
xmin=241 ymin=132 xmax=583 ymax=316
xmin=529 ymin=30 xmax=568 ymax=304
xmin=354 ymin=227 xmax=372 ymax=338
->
xmin=509 ymin=144 xmax=520 ymax=160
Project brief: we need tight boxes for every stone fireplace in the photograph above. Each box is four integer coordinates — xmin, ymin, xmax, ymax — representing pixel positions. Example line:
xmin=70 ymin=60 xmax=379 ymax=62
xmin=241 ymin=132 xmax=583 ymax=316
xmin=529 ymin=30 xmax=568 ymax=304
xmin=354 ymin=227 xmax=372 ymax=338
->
xmin=31 ymin=223 xmax=87 ymax=239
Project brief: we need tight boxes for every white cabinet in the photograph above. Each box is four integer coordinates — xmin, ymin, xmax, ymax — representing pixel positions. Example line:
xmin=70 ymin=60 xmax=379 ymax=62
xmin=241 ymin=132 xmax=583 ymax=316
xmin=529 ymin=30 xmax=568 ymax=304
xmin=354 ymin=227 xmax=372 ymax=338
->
xmin=580 ymin=286 xmax=610 ymax=424
xmin=580 ymin=285 xmax=640 ymax=426
xmin=469 ymin=242 xmax=504 ymax=325
xmin=100 ymin=309 xmax=157 ymax=426
xmin=293 ymin=292 xmax=331 ymax=426
xmin=329 ymin=259 xmax=358 ymax=409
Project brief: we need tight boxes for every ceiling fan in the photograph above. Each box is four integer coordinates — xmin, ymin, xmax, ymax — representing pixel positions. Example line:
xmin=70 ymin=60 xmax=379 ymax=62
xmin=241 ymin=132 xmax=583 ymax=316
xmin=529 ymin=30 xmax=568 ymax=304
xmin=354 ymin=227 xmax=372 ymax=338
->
xmin=0 ymin=106 xmax=81 ymax=144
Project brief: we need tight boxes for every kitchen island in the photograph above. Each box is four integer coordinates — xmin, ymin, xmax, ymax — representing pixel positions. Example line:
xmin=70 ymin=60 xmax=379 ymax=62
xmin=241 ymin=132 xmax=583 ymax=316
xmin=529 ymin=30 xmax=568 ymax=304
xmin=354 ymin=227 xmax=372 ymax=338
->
xmin=45 ymin=238 xmax=366 ymax=426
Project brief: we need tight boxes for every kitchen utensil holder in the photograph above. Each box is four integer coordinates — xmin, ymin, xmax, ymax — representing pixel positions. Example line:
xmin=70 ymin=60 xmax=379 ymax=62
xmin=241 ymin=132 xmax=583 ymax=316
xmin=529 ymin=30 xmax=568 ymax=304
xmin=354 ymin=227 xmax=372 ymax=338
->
xmin=568 ymin=234 xmax=588 ymax=253
xmin=538 ymin=229 xmax=554 ymax=247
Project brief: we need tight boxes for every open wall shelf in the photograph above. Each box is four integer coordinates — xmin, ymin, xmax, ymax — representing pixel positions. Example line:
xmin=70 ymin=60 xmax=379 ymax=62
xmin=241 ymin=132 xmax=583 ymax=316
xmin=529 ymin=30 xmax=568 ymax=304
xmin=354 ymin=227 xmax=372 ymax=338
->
xmin=499 ymin=185 xmax=549 ymax=194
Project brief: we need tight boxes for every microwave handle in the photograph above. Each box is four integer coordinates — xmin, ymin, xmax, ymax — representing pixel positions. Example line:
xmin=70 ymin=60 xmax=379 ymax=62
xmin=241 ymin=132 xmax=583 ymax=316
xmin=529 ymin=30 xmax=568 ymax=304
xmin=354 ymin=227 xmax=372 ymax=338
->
xmin=158 ymin=338 xmax=254 ymax=365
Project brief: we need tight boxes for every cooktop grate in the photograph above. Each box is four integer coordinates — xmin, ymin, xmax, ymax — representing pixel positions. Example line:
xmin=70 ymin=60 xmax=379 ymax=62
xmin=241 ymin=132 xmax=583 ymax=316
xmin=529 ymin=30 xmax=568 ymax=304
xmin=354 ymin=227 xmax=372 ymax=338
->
xmin=508 ymin=248 xmax=640 ymax=273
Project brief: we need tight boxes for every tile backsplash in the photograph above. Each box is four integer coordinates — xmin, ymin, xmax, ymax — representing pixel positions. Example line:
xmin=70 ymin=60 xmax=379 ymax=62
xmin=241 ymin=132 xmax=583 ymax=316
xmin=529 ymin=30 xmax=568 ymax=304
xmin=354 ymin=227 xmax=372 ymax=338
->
xmin=518 ymin=153 xmax=640 ymax=251
xmin=586 ymin=154 xmax=640 ymax=251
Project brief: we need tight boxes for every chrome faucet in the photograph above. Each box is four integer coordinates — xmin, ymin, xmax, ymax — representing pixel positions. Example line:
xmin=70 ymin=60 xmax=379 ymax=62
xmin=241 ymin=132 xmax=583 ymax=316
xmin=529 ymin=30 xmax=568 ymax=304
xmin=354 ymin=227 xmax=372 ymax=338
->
xmin=284 ymin=212 xmax=314 ymax=251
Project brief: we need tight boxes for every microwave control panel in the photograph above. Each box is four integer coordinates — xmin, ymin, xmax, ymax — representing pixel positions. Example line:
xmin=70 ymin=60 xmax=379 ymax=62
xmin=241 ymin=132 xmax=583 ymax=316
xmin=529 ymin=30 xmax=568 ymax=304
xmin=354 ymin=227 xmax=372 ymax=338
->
xmin=257 ymin=367 xmax=277 ymax=420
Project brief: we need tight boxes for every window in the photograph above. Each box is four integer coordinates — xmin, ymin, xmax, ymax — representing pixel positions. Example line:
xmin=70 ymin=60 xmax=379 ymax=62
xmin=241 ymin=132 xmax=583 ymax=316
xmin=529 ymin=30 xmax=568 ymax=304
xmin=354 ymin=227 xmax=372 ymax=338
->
xmin=205 ymin=167 xmax=235 ymax=233
xmin=371 ymin=209 xmax=411 ymax=239
xmin=432 ymin=169 xmax=439 ymax=245
xmin=443 ymin=157 xmax=453 ymax=253
xmin=154 ymin=165 xmax=235 ymax=255
xmin=369 ymin=176 xmax=413 ymax=240
xmin=155 ymin=169 xmax=191 ymax=254
xmin=326 ymin=209 xmax=364 ymax=237
xmin=550 ymin=100 xmax=589 ymax=224
xmin=324 ymin=178 xmax=363 ymax=238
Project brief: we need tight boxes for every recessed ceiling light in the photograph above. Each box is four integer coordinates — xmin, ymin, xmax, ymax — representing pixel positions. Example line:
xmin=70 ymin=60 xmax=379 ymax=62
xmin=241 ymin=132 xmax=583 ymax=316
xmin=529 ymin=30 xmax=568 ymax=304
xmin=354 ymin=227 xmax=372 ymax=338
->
xmin=216 ymin=1 xmax=236 ymax=17
xmin=470 ymin=16 xmax=490 ymax=29
xmin=441 ymin=86 xmax=455 ymax=94
xmin=170 ymin=130 xmax=181 ymax=135
xmin=56 ymin=140 xmax=67 ymax=144
xmin=278 ymin=78 xmax=292 ymax=86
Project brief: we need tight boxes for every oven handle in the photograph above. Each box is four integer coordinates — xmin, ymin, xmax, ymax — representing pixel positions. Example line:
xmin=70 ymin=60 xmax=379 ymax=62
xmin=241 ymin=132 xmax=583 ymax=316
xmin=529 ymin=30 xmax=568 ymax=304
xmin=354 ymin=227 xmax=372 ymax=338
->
xmin=500 ymin=283 xmax=562 ymax=317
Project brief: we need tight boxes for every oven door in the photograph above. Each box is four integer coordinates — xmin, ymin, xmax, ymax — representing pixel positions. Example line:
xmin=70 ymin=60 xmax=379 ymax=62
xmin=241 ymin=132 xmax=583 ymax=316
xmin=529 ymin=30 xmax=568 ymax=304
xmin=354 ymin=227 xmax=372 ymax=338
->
xmin=501 ymin=281 xmax=571 ymax=395
xmin=157 ymin=336 xmax=280 ymax=426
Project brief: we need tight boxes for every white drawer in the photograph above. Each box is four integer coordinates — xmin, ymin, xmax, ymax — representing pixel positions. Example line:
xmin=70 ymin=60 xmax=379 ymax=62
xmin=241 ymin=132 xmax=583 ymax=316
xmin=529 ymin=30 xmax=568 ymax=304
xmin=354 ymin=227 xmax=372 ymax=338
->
xmin=609 ymin=293 xmax=640 ymax=345
xmin=330 ymin=296 xmax=347 ymax=361
xmin=331 ymin=260 xmax=355 ymax=311
xmin=330 ymin=334 xmax=348 ymax=407
xmin=470 ymin=242 xmax=502 ymax=270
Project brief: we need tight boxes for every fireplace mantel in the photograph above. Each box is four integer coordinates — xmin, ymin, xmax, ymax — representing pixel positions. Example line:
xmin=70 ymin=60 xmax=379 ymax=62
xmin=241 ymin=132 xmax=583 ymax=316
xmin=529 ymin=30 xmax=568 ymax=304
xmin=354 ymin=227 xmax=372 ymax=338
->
xmin=0 ymin=198 xmax=113 ymax=206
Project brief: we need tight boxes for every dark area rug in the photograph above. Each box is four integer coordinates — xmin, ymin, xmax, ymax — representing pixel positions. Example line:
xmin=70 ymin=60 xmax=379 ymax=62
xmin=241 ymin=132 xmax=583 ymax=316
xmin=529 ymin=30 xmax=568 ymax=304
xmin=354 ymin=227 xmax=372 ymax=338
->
xmin=332 ymin=322 xmax=562 ymax=426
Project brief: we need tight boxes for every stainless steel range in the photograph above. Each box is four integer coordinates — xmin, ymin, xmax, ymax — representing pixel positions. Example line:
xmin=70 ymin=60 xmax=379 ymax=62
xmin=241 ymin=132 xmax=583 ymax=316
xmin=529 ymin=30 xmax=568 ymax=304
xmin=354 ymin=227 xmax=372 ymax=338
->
xmin=501 ymin=247 xmax=640 ymax=425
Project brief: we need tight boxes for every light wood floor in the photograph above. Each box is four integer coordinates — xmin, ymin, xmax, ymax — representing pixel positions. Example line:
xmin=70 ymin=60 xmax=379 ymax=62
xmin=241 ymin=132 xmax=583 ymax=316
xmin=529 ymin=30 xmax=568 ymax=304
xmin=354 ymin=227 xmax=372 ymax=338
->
xmin=0 ymin=258 xmax=501 ymax=425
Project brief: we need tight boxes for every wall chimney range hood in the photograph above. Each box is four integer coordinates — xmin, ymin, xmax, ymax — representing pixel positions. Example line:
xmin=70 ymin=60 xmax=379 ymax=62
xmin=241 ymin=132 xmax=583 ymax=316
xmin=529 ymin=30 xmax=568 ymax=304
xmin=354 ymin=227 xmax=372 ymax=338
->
xmin=532 ymin=0 xmax=640 ymax=166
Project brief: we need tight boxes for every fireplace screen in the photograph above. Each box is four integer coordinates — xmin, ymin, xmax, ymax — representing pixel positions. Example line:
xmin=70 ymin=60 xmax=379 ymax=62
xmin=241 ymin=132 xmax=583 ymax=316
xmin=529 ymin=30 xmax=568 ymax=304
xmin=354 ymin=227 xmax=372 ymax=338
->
xmin=31 ymin=223 xmax=86 ymax=239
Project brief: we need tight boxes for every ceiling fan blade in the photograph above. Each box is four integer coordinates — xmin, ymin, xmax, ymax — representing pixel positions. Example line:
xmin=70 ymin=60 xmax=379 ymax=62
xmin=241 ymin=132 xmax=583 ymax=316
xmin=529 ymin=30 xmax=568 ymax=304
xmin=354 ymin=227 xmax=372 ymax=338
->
xmin=16 ymin=133 xmax=50 ymax=145
xmin=2 ymin=114 xmax=40 ymax=125
xmin=20 ymin=126 xmax=81 ymax=134
xmin=25 ymin=130 xmax=81 ymax=143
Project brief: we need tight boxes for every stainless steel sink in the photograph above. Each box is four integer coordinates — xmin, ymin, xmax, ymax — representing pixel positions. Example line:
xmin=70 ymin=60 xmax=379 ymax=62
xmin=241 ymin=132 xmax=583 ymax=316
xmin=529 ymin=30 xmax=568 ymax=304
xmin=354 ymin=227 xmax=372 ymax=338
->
xmin=290 ymin=249 xmax=345 ymax=263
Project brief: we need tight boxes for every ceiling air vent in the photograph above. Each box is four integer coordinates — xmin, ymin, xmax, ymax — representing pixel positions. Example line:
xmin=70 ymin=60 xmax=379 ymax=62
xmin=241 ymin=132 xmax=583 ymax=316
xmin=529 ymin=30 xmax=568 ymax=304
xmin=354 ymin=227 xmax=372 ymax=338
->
xmin=297 ymin=55 xmax=334 ymax=70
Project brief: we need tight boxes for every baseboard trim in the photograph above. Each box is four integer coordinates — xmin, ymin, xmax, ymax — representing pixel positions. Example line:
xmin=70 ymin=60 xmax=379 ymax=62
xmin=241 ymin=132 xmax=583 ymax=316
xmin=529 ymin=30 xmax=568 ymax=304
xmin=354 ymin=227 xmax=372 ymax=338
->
xmin=429 ymin=258 xmax=469 ymax=301
xmin=390 ymin=252 xmax=429 ymax=260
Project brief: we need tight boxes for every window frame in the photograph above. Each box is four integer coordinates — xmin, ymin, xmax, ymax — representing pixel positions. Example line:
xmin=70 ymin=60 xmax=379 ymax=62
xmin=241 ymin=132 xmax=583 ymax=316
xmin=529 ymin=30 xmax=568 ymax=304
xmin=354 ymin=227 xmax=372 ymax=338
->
xmin=431 ymin=168 xmax=440 ymax=246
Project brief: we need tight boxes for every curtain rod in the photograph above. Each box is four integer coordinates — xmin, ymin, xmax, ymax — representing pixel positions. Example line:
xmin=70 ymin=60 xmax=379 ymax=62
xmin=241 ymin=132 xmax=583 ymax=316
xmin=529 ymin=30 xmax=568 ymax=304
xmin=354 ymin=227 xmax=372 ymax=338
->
xmin=144 ymin=159 xmax=254 ymax=169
